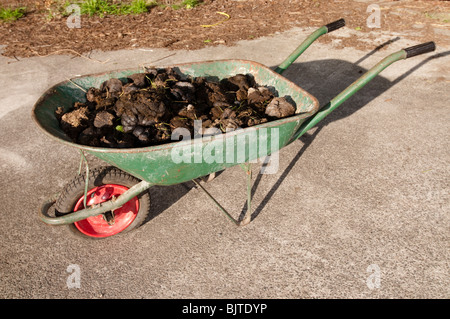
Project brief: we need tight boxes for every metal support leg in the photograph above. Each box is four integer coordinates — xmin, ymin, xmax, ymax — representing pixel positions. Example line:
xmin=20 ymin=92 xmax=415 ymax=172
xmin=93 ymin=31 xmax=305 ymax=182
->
xmin=192 ymin=179 xmax=240 ymax=226
xmin=240 ymin=163 xmax=252 ymax=226
xmin=193 ymin=162 xmax=254 ymax=226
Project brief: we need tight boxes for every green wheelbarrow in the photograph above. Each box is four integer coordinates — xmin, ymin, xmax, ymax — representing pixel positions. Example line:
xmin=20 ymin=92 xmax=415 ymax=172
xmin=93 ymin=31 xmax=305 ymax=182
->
xmin=33 ymin=19 xmax=436 ymax=238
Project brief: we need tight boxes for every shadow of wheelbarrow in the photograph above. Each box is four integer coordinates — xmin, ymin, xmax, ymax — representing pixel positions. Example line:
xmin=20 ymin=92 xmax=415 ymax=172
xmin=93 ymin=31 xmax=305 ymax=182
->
xmin=242 ymin=47 xmax=449 ymax=222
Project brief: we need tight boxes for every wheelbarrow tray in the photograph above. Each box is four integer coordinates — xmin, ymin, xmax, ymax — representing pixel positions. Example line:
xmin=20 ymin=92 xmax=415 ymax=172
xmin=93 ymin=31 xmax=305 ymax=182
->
xmin=33 ymin=59 xmax=319 ymax=185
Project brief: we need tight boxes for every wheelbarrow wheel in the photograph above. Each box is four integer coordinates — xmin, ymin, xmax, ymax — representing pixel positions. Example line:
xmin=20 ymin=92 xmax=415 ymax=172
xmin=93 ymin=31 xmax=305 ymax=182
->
xmin=55 ymin=166 xmax=151 ymax=239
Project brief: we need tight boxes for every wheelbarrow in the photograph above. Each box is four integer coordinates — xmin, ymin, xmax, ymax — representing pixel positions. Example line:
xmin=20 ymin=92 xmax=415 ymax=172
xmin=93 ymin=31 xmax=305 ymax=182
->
xmin=33 ymin=19 xmax=436 ymax=238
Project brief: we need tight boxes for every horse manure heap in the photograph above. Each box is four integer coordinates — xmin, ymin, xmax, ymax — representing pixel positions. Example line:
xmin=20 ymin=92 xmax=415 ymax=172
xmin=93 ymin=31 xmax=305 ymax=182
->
xmin=56 ymin=67 xmax=297 ymax=148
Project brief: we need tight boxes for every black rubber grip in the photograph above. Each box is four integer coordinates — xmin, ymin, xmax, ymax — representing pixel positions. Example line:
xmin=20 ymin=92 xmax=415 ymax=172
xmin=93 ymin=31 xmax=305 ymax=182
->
xmin=325 ymin=19 xmax=345 ymax=33
xmin=404 ymin=42 xmax=436 ymax=58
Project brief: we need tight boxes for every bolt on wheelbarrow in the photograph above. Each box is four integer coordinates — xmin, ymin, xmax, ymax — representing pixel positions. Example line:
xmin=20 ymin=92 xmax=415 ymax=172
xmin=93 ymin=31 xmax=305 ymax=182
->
xmin=32 ymin=19 xmax=436 ymax=238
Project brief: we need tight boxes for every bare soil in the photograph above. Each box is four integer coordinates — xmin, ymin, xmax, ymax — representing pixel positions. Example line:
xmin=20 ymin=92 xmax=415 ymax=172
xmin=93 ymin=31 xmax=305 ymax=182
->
xmin=1 ymin=0 xmax=449 ymax=59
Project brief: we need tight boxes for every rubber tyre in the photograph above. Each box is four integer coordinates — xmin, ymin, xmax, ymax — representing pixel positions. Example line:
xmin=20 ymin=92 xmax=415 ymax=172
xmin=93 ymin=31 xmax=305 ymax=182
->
xmin=55 ymin=166 xmax=151 ymax=239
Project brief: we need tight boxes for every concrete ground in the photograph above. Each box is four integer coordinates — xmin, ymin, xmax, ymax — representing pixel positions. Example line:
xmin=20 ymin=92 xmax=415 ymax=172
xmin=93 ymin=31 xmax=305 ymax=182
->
xmin=0 ymin=26 xmax=448 ymax=299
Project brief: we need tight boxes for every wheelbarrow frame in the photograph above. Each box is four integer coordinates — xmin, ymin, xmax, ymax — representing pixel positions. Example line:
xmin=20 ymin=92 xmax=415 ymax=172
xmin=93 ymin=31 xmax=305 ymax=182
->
xmin=34 ymin=19 xmax=436 ymax=229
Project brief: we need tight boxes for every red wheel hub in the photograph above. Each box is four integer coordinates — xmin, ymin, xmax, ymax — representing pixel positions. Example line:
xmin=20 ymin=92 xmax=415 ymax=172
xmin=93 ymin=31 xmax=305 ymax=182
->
xmin=73 ymin=184 xmax=139 ymax=238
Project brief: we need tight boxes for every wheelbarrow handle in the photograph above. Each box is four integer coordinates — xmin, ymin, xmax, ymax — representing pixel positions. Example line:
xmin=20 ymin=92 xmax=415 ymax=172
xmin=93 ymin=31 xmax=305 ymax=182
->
xmin=325 ymin=18 xmax=346 ymax=33
xmin=275 ymin=18 xmax=346 ymax=74
xmin=291 ymin=42 xmax=436 ymax=140
xmin=404 ymin=41 xmax=436 ymax=58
